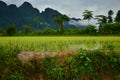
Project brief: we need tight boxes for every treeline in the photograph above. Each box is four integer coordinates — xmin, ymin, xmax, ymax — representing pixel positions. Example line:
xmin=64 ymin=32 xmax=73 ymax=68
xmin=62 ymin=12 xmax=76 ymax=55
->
xmin=0 ymin=25 xmax=96 ymax=36
xmin=0 ymin=23 xmax=120 ymax=36
xmin=0 ymin=9 xmax=120 ymax=36
xmin=82 ymin=9 xmax=120 ymax=35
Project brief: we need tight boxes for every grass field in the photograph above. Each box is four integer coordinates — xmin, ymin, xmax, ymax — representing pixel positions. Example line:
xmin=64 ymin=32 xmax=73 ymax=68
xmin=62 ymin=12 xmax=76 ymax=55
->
xmin=0 ymin=36 xmax=120 ymax=52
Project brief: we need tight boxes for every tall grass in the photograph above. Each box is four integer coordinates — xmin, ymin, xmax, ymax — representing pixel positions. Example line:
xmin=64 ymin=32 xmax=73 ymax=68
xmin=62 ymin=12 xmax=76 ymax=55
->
xmin=0 ymin=36 xmax=120 ymax=52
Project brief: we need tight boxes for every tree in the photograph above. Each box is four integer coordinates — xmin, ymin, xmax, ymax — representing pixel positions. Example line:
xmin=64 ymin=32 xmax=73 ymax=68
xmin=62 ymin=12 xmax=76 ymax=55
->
xmin=85 ymin=25 xmax=96 ymax=35
xmin=108 ymin=10 xmax=114 ymax=23
xmin=6 ymin=24 xmax=17 ymax=36
xmin=43 ymin=27 xmax=56 ymax=35
xmin=0 ymin=28 xmax=5 ymax=36
xmin=53 ymin=14 xmax=69 ymax=33
xmin=101 ymin=22 xmax=120 ymax=35
xmin=82 ymin=10 xmax=93 ymax=24
xmin=95 ymin=15 xmax=107 ymax=25
xmin=95 ymin=15 xmax=107 ymax=34
xmin=115 ymin=10 xmax=120 ymax=22
xmin=23 ymin=25 xmax=31 ymax=33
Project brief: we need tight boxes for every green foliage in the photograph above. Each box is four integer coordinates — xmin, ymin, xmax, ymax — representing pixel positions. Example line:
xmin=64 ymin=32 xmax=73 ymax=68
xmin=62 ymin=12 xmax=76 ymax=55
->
xmin=95 ymin=15 xmax=107 ymax=24
xmin=108 ymin=10 xmax=114 ymax=23
xmin=1 ymin=22 xmax=120 ymax=36
xmin=115 ymin=10 xmax=120 ymax=22
xmin=0 ymin=44 xmax=120 ymax=79
xmin=83 ymin=10 xmax=93 ymax=24
xmin=100 ymin=22 xmax=120 ymax=35
xmin=41 ymin=56 xmax=58 ymax=79
xmin=108 ymin=16 xmax=113 ymax=23
xmin=84 ymin=25 xmax=97 ymax=35
xmin=95 ymin=15 xmax=107 ymax=33
xmin=0 ymin=46 xmax=24 ymax=80
xmin=64 ymin=28 xmax=82 ymax=35
xmin=23 ymin=25 xmax=31 ymax=33
xmin=6 ymin=24 xmax=17 ymax=36
xmin=0 ymin=28 xmax=5 ymax=36
xmin=53 ymin=14 xmax=69 ymax=33
xmin=42 ymin=27 xmax=57 ymax=35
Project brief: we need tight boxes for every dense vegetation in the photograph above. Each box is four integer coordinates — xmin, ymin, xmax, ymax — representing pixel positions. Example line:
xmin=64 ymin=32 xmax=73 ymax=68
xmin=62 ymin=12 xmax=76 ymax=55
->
xmin=0 ymin=45 xmax=120 ymax=80
xmin=0 ymin=22 xmax=120 ymax=36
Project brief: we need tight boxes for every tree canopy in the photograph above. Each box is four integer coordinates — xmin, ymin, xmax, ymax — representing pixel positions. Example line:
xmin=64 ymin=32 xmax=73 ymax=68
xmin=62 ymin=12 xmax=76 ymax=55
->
xmin=115 ymin=10 xmax=120 ymax=22
xmin=82 ymin=10 xmax=93 ymax=24
xmin=108 ymin=10 xmax=114 ymax=23
xmin=53 ymin=14 xmax=69 ymax=33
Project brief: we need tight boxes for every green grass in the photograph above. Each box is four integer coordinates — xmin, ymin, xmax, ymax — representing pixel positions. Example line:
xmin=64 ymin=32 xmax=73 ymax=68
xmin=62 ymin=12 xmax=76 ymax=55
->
xmin=0 ymin=36 xmax=120 ymax=52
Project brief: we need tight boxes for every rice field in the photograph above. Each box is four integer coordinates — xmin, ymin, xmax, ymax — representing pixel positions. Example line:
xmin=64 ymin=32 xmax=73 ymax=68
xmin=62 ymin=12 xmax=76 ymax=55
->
xmin=0 ymin=36 xmax=120 ymax=52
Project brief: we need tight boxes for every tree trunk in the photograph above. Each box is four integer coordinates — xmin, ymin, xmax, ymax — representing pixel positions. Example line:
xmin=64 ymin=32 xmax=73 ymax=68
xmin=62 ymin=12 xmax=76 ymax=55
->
xmin=59 ymin=22 xmax=64 ymax=33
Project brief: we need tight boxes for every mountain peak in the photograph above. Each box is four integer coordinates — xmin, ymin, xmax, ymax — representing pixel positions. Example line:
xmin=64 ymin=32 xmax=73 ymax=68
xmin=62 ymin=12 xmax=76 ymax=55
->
xmin=0 ymin=1 xmax=7 ymax=4
xmin=23 ymin=2 xmax=32 ymax=5
xmin=0 ymin=1 xmax=7 ymax=7
xmin=19 ymin=1 xmax=33 ymax=8
xmin=71 ymin=18 xmax=81 ymax=21
xmin=43 ymin=7 xmax=61 ymax=15
xmin=45 ymin=8 xmax=55 ymax=11
xmin=8 ymin=4 xmax=17 ymax=9
xmin=44 ymin=8 xmax=61 ymax=13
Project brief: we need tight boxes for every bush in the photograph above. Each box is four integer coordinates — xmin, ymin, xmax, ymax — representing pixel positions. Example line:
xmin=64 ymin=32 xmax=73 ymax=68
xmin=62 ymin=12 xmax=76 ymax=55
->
xmin=0 ymin=46 xmax=120 ymax=80
xmin=0 ymin=46 xmax=25 ymax=80
xmin=84 ymin=25 xmax=97 ymax=35
xmin=101 ymin=22 xmax=120 ymax=35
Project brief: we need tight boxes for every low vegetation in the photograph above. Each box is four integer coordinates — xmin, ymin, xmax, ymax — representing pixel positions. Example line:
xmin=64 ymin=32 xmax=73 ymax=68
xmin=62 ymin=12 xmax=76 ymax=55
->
xmin=0 ymin=36 xmax=120 ymax=80
xmin=0 ymin=36 xmax=120 ymax=52
xmin=0 ymin=46 xmax=120 ymax=80
xmin=0 ymin=22 xmax=120 ymax=36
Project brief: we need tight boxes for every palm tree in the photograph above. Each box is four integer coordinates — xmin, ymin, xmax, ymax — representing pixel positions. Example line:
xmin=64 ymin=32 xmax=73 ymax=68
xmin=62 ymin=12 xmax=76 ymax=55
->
xmin=108 ymin=10 xmax=114 ymax=23
xmin=82 ymin=10 xmax=93 ymax=25
xmin=53 ymin=14 xmax=69 ymax=33
xmin=95 ymin=15 xmax=107 ymax=25
xmin=95 ymin=15 xmax=107 ymax=33
xmin=115 ymin=10 xmax=120 ymax=22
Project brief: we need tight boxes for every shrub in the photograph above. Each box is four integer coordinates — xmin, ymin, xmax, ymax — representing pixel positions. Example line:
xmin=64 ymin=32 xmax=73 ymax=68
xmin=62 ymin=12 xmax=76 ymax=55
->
xmin=0 ymin=46 xmax=120 ymax=80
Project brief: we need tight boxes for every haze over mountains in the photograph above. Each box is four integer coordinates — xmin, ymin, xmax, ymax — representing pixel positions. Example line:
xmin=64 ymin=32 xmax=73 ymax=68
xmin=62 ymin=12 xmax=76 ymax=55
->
xmin=0 ymin=1 xmax=84 ymax=30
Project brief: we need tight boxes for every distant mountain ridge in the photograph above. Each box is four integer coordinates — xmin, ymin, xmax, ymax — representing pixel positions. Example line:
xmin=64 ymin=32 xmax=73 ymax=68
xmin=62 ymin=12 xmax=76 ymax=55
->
xmin=0 ymin=1 xmax=84 ymax=30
